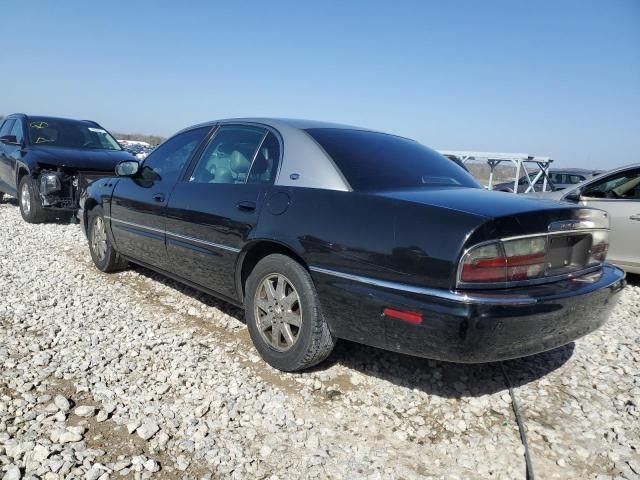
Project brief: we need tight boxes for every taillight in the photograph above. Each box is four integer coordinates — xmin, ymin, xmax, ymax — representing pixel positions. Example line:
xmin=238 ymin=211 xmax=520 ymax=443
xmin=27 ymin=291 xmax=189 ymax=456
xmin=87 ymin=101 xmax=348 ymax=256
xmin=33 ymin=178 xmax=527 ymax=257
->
xmin=460 ymin=243 xmax=507 ymax=283
xmin=503 ymin=237 xmax=547 ymax=281
xmin=588 ymin=230 xmax=609 ymax=263
xmin=459 ymin=232 xmax=608 ymax=286
xmin=460 ymin=238 xmax=547 ymax=284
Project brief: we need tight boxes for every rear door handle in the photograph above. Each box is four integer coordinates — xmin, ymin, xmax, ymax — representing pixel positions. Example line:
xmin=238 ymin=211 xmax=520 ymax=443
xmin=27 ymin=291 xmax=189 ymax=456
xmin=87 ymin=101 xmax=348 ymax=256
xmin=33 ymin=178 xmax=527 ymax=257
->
xmin=153 ymin=193 xmax=165 ymax=202
xmin=630 ymin=214 xmax=640 ymax=221
xmin=237 ymin=201 xmax=256 ymax=212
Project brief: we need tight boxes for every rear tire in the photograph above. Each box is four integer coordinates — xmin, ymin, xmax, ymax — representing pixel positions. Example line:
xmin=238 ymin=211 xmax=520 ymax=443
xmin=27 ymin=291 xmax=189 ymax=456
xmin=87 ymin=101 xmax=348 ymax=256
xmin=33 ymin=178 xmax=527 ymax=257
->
xmin=18 ymin=175 xmax=48 ymax=223
xmin=245 ymin=254 xmax=335 ymax=371
xmin=87 ymin=205 xmax=128 ymax=272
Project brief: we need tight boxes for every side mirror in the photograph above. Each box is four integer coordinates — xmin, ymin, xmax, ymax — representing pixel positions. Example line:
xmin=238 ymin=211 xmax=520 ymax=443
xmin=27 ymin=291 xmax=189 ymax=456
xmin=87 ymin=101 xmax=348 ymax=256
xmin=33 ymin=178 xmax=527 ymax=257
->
xmin=0 ymin=135 xmax=20 ymax=145
xmin=563 ymin=190 xmax=581 ymax=203
xmin=115 ymin=160 xmax=140 ymax=177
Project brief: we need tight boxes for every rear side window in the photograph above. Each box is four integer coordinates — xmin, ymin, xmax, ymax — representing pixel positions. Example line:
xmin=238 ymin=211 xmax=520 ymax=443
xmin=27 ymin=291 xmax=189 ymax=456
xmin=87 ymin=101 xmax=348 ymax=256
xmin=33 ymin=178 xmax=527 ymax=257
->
xmin=305 ymin=128 xmax=480 ymax=191
xmin=247 ymin=132 xmax=280 ymax=184
xmin=569 ymin=175 xmax=585 ymax=184
xmin=189 ymin=125 xmax=266 ymax=184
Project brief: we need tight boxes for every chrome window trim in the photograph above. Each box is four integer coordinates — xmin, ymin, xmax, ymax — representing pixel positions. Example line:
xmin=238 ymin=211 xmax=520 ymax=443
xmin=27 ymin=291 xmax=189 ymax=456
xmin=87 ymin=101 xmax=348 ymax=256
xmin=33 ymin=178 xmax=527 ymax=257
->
xmin=309 ymin=266 xmax=538 ymax=305
xmin=106 ymin=216 xmax=240 ymax=253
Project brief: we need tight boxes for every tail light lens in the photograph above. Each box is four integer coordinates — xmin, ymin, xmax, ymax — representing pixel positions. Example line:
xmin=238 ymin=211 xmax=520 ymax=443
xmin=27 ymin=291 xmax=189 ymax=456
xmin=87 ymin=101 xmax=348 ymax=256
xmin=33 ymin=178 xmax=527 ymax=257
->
xmin=459 ymin=243 xmax=507 ymax=283
xmin=588 ymin=230 xmax=609 ymax=263
xmin=459 ymin=233 xmax=608 ymax=286
xmin=503 ymin=237 xmax=547 ymax=281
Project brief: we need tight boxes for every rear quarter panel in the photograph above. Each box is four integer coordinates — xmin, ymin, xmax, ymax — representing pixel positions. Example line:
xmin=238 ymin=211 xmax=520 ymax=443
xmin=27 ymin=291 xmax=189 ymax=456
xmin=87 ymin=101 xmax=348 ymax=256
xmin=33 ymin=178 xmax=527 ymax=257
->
xmin=251 ymin=187 xmax=485 ymax=346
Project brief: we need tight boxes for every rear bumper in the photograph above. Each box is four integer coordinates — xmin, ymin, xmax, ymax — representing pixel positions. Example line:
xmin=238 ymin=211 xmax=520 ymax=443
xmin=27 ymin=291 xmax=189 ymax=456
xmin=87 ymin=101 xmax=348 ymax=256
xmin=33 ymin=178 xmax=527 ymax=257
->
xmin=312 ymin=264 xmax=625 ymax=363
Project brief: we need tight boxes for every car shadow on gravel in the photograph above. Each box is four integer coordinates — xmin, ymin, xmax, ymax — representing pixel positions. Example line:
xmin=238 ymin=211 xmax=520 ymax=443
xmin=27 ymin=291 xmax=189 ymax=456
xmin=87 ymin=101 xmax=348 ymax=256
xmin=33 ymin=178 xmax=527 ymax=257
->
xmin=316 ymin=340 xmax=574 ymax=398
xmin=131 ymin=264 xmax=574 ymax=398
xmin=131 ymin=265 xmax=245 ymax=319
xmin=625 ymin=273 xmax=640 ymax=287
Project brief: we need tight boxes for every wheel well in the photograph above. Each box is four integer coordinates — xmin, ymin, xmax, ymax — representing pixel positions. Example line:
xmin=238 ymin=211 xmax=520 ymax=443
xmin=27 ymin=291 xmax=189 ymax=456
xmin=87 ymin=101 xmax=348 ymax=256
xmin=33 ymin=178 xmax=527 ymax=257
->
xmin=83 ymin=199 xmax=99 ymax=231
xmin=238 ymin=241 xmax=307 ymax=300
xmin=17 ymin=167 xmax=29 ymax=185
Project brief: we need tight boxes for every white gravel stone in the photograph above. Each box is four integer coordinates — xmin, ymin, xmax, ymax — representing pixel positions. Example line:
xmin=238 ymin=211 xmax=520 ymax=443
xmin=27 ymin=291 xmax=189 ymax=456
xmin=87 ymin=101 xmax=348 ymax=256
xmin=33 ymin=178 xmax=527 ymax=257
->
xmin=144 ymin=459 xmax=161 ymax=473
xmin=53 ymin=395 xmax=71 ymax=412
xmin=74 ymin=405 xmax=96 ymax=417
xmin=2 ymin=466 xmax=21 ymax=480
xmin=136 ymin=421 xmax=160 ymax=441
xmin=0 ymin=200 xmax=638 ymax=480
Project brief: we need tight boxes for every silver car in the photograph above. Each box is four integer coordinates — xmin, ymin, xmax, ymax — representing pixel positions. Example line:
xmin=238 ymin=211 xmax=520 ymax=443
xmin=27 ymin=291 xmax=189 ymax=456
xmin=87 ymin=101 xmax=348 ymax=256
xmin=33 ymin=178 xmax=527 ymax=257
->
xmin=528 ymin=164 xmax=640 ymax=274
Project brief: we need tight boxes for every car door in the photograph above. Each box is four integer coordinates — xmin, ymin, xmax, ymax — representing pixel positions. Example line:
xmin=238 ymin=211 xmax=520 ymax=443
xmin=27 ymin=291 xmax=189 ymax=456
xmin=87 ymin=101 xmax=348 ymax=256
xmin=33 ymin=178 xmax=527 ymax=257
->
xmin=576 ymin=167 xmax=640 ymax=271
xmin=165 ymin=124 xmax=281 ymax=299
xmin=109 ymin=126 xmax=211 ymax=270
xmin=0 ymin=118 xmax=17 ymax=192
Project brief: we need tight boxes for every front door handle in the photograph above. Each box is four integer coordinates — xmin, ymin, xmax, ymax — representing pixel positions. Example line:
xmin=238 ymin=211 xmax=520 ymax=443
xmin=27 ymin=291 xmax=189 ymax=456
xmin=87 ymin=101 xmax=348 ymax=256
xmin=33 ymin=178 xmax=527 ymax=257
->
xmin=630 ymin=214 xmax=640 ymax=221
xmin=153 ymin=193 xmax=165 ymax=203
xmin=237 ymin=201 xmax=256 ymax=212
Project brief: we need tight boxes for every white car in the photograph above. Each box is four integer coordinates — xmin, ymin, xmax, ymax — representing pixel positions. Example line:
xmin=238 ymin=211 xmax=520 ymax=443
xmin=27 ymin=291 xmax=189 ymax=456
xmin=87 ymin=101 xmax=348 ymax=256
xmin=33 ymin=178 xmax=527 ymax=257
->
xmin=528 ymin=164 xmax=640 ymax=274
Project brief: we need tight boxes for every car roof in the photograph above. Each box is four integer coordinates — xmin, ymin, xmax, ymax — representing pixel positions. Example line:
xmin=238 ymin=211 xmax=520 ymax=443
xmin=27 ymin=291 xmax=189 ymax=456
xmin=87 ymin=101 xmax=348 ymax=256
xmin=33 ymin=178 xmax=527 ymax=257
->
xmin=181 ymin=117 xmax=388 ymax=135
xmin=7 ymin=113 xmax=100 ymax=126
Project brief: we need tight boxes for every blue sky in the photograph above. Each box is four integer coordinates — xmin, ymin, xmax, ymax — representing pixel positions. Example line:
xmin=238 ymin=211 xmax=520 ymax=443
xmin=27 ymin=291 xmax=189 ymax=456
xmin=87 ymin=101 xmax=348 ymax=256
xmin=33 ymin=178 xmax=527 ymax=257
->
xmin=2 ymin=0 xmax=638 ymax=169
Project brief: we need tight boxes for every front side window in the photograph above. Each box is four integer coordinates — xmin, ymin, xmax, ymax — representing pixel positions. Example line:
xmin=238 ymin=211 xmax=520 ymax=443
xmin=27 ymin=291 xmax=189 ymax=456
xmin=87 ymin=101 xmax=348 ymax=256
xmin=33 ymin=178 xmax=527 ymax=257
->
xmin=142 ymin=127 xmax=210 ymax=184
xmin=190 ymin=125 xmax=265 ymax=184
xmin=305 ymin=128 xmax=480 ymax=191
xmin=27 ymin=117 xmax=122 ymax=151
xmin=0 ymin=119 xmax=15 ymax=137
xmin=549 ymin=173 xmax=564 ymax=184
xmin=10 ymin=120 xmax=24 ymax=144
xmin=582 ymin=169 xmax=640 ymax=200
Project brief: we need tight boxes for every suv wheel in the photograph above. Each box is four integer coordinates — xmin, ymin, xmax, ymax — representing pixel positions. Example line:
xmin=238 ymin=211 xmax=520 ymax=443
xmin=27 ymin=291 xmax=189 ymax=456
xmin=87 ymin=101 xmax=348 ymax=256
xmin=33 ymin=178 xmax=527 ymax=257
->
xmin=87 ymin=206 xmax=128 ymax=272
xmin=245 ymin=254 xmax=335 ymax=371
xmin=18 ymin=176 xmax=48 ymax=223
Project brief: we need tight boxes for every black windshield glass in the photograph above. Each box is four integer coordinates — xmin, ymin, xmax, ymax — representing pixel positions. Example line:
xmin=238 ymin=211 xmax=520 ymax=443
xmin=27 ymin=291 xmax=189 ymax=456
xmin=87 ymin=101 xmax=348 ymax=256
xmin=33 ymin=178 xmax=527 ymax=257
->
xmin=28 ymin=117 xmax=121 ymax=151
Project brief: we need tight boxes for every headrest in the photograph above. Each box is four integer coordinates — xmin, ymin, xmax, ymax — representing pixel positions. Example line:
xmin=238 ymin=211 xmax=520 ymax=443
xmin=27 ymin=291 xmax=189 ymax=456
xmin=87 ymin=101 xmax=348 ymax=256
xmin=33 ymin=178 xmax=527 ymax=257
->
xmin=229 ymin=150 xmax=250 ymax=174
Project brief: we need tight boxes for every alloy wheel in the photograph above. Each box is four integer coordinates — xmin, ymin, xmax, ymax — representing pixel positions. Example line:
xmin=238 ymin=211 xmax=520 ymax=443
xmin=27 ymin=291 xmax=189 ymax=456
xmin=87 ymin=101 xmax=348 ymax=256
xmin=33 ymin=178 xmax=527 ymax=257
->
xmin=254 ymin=273 xmax=302 ymax=352
xmin=91 ymin=216 xmax=108 ymax=262
xmin=20 ymin=183 xmax=31 ymax=216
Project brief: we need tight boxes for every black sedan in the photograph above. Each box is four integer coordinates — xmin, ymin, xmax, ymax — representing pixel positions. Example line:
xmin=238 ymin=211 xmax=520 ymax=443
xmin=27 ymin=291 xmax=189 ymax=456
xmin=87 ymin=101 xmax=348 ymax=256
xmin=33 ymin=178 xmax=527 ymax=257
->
xmin=0 ymin=114 xmax=134 ymax=223
xmin=79 ymin=118 xmax=625 ymax=371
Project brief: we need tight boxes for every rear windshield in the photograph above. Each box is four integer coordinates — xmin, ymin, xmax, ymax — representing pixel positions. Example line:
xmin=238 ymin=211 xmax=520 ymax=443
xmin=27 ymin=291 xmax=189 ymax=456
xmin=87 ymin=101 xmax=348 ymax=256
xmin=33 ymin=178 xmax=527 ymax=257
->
xmin=28 ymin=117 xmax=121 ymax=151
xmin=306 ymin=128 xmax=480 ymax=191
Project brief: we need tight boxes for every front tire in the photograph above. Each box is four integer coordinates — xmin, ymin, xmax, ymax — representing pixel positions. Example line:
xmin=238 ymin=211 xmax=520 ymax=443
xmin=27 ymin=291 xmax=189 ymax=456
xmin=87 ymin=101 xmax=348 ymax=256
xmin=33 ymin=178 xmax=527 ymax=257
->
xmin=87 ymin=206 xmax=128 ymax=272
xmin=18 ymin=176 xmax=48 ymax=223
xmin=245 ymin=254 xmax=335 ymax=371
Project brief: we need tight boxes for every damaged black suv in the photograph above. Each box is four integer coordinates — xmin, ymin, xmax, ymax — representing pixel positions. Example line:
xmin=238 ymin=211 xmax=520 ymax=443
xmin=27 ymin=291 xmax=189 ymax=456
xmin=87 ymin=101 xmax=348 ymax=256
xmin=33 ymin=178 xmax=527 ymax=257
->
xmin=0 ymin=114 xmax=134 ymax=223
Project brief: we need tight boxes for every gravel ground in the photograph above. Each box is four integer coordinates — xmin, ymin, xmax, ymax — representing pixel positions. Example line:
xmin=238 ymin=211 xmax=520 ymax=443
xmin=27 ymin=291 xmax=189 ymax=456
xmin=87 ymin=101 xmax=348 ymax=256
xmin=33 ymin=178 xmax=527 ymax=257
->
xmin=0 ymin=198 xmax=638 ymax=480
